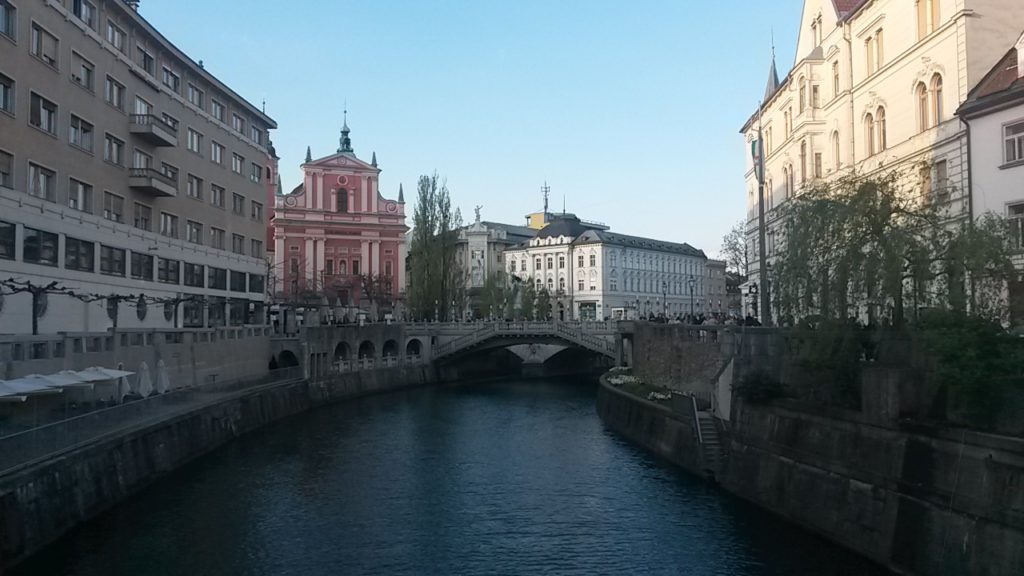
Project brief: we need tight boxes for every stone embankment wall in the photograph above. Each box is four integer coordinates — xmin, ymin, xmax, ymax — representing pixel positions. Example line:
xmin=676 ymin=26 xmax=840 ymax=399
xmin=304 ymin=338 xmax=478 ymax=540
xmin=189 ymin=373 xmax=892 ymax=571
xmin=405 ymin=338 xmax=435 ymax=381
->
xmin=0 ymin=364 xmax=434 ymax=571
xmin=630 ymin=324 xmax=732 ymax=396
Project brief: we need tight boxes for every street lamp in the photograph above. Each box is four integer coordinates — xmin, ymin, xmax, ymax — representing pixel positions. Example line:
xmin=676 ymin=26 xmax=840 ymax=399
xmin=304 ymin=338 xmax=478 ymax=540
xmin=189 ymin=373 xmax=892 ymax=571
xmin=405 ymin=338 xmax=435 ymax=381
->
xmin=661 ymin=281 xmax=667 ymax=319
xmin=687 ymin=276 xmax=696 ymax=320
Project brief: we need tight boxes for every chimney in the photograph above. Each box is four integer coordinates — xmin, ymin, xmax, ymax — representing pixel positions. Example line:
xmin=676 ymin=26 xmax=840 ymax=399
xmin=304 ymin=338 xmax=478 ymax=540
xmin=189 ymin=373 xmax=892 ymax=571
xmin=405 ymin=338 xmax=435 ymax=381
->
xmin=125 ymin=0 xmax=139 ymax=10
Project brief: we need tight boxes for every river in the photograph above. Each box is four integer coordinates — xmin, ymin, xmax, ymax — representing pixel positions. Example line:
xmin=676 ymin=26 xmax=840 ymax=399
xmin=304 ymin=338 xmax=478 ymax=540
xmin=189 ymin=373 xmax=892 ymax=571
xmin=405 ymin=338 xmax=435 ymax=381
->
xmin=15 ymin=377 xmax=888 ymax=575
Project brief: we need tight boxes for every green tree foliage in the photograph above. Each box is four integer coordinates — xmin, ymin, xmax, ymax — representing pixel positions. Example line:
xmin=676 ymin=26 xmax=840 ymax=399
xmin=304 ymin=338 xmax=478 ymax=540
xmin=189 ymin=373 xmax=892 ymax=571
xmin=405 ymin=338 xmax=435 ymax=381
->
xmin=772 ymin=169 xmax=1015 ymax=326
xmin=407 ymin=173 xmax=465 ymax=321
xmin=536 ymin=287 xmax=552 ymax=320
xmin=479 ymin=271 xmax=510 ymax=319
xmin=721 ymin=219 xmax=749 ymax=277
xmin=519 ymin=280 xmax=536 ymax=320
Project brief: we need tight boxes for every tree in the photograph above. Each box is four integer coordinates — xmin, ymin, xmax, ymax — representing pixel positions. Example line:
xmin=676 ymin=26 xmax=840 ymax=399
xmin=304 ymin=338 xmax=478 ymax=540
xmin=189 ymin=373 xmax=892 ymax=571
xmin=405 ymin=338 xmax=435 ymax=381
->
xmin=479 ymin=271 xmax=510 ymax=319
xmin=772 ymin=169 xmax=1015 ymax=326
xmin=0 ymin=278 xmax=82 ymax=335
xmin=407 ymin=173 xmax=464 ymax=321
xmin=537 ymin=287 xmax=552 ymax=320
xmin=721 ymin=220 xmax=749 ymax=277
xmin=519 ymin=280 xmax=536 ymax=320
xmin=359 ymin=274 xmax=394 ymax=320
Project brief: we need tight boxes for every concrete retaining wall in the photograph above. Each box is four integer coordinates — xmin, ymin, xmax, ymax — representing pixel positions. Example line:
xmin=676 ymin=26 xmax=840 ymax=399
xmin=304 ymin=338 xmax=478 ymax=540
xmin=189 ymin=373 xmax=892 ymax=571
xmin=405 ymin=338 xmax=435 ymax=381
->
xmin=0 ymin=364 xmax=436 ymax=571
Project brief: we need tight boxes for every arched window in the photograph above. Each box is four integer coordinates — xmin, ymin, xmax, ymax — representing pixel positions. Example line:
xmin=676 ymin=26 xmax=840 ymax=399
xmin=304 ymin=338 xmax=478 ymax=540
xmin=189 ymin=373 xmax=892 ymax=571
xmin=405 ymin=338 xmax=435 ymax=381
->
xmin=876 ymin=106 xmax=887 ymax=151
xmin=766 ymin=178 xmax=774 ymax=209
xmin=831 ymin=131 xmax=841 ymax=170
xmin=800 ymin=140 xmax=808 ymax=183
xmin=799 ymin=76 xmax=807 ymax=112
xmin=787 ymin=165 xmax=795 ymax=198
xmin=338 ymin=260 xmax=347 ymax=275
xmin=782 ymin=166 xmax=790 ymax=199
xmin=931 ymin=74 xmax=943 ymax=124
xmin=336 ymin=188 xmax=347 ymax=213
xmin=865 ymin=113 xmax=875 ymax=156
xmin=917 ymin=82 xmax=930 ymax=131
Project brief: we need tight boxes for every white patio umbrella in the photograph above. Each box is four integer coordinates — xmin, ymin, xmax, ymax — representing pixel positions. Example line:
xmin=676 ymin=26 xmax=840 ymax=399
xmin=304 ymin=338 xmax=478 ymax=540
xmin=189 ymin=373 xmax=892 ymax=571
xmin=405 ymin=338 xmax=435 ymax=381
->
xmin=74 ymin=367 xmax=135 ymax=403
xmin=0 ymin=378 xmax=63 ymax=395
xmin=136 ymin=362 xmax=153 ymax=397
xmin=156 ymin=360 xmax=170 ymax=394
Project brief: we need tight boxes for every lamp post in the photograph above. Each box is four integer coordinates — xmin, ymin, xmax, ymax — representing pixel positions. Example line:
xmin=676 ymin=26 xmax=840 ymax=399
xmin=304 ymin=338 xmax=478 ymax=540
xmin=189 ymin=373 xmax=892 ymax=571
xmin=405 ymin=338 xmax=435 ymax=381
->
xmin=451 ymin=299 xmax=456 ymax=323
xmin=661 ymin=281 xmax=667 ymax=319
xmin=687 ymin=276 xmax=696 ymax=320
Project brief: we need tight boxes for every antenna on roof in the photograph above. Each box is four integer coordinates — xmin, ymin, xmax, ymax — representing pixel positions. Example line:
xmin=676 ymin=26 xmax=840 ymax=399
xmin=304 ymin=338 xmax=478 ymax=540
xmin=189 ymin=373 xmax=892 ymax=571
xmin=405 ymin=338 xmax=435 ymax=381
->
xmin=562 ymin=195 xmax=565 ymax=214
xmin=771 ymin=27 xmax=775 ymax=60
xmin=542 ymin=181 xmax=550 ymax=215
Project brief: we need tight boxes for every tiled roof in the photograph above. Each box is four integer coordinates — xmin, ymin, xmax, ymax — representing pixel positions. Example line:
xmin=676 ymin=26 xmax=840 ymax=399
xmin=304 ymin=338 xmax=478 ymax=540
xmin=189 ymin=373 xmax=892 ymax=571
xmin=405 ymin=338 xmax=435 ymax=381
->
xmin=959 ymin=43 xmax=1024 ymax=117
xmin=481 ymin=221 xmax=536 ymax=241
xmin=832 ymin=0 xmax=869 ymax=21
xmin=572 ymin=229 xmax=707 ymax=259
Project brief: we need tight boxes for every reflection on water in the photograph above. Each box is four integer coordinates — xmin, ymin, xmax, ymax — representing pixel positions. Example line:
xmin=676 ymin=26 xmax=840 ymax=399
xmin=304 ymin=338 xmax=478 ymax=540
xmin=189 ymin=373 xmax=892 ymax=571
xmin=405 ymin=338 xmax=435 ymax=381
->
xmin=16 ymin=377 xmax=888 ymax=576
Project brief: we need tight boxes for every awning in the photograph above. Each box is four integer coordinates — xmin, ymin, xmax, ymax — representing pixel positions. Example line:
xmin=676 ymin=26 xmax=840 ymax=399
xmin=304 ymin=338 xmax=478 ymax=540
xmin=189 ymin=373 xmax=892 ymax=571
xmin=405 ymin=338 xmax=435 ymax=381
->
xmin=0 ymin=379 xmax=63 ymax=397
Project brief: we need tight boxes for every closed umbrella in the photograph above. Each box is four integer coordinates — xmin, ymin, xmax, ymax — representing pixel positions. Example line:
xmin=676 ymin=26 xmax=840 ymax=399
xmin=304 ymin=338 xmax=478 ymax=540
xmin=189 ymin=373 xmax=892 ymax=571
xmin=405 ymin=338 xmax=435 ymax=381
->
xmin=156 ymin=360 xmax=170 ymax=394
xmin=136 ymin=362 xmax=153 ymax=398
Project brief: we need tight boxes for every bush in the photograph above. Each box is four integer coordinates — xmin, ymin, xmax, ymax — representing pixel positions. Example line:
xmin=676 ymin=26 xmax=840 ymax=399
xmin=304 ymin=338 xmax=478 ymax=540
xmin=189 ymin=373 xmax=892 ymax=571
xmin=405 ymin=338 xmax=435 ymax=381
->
xmin=735 ymin=370 xmax=788 ymax=404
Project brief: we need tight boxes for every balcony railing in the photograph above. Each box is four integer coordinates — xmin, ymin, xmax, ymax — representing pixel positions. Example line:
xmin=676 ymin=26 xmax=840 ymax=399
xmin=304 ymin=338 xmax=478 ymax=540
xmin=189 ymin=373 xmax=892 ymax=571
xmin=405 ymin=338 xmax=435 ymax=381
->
xmin=129 ymin=114 xmax=178 ymax=146
xmin=129 ymin=167 xmax=178 ymax=197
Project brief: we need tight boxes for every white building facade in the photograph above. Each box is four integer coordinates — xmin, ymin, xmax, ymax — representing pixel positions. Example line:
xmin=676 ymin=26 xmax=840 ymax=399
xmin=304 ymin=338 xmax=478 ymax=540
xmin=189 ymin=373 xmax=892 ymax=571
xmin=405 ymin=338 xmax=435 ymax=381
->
xmin=741 ymin=0 xmax=1024 ymax=312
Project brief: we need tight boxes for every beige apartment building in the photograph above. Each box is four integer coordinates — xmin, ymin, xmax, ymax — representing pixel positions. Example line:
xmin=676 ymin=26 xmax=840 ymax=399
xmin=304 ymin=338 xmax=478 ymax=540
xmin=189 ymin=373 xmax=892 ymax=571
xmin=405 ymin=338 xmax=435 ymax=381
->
xmin=740 ymin=0 xmax=1024 ymax=316
xmin=0 ymin=0 xmax=277 ymax=333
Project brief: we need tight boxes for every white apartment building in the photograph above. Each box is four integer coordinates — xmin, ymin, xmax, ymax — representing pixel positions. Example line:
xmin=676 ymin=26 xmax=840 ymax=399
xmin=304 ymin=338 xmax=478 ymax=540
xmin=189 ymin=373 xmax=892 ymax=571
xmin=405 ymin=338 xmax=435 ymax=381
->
xmin=959 ymin=31 xmax=1024 ymax=265
xmin=503 ymin=214 xmax=709 ymax=320
xmin=740 ymin=0 xmax=1024 ymax=308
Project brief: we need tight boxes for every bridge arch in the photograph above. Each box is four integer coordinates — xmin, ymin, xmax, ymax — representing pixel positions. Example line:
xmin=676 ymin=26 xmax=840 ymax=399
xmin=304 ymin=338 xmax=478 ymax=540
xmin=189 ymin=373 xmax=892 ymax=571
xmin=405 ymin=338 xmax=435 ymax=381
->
xmin=382 ymin=339 xmax=399 ymax=358
xmin=358 ymin=340 xmax=375 ymax=359
xmin=406 ymin=338 xmax=422 ymax=357
xmin=277 ymin=350 xmax=299 ymax=368
xmin=334 ymin=341 xmax=351 ymax=362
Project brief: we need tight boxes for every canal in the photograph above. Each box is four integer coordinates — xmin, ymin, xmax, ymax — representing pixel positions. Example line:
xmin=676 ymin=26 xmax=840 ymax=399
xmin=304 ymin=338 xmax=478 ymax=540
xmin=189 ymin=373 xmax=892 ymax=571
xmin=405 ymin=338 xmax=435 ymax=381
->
xmin=15 ymin=377 xmax=888 ymax=575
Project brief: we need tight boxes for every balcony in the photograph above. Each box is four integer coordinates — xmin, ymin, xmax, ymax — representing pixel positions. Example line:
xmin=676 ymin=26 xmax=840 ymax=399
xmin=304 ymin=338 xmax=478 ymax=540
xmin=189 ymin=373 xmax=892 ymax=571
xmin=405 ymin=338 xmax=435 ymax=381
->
xmin=129 ymin=167 xmax=178 ymax=197
xmin=129 ymin=114 xmax=178 ymax=147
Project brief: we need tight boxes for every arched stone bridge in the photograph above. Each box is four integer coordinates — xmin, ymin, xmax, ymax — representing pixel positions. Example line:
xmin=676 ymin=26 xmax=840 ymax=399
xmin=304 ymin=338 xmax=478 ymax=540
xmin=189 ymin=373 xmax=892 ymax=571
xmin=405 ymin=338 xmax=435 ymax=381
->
xmin=270 ymin=321 xmax=623 ymax=379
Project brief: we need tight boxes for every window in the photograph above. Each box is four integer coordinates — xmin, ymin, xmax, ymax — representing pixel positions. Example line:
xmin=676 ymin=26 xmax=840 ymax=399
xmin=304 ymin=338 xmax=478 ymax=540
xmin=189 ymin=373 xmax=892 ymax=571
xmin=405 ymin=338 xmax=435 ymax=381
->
xmin=65 ymin=237 xmax=94 ymax=272
xmin=251 ymin=201 xmax=263 ymax=221
xmin=210 ymin=227 xmax=225 ymax=249
xmin=105 ymin=76 xmax=125 ymax=110
xmin=798 ymin=77 xmax=806 ymax=112
xmin=133 ymin=148 xmax=152 ymax=169
xmin=250 ymin=163 xmax=262 ymax=183
xmin=0 ymin=220 xmax=14 ymax=259
xmin=28 ymin=163 xmax=55 ymax=201
xmin=232 ymin=193 xmax=245 ymax=215
xmin=187 ymin=83 xmax=204 ymax=107
xmin=577 ymin=255 xmax=584 ymax=268
xmin=30 ymin=93 xmax=57 ymax=134
xmin=1005 ymin=121 xmax=1024 ymax=164
xmin=23 ymin=228 xmax=58 ymax=266
xmin=338 ymin=260 xmax=347 ymax=275
xmin=917 ymin=82 xmax=930 ymax=131
xmin=932 ymin=74 xmax=943 ymax=125
xmin=0 ymin=73 xmax=13 ymax=114
xmin=352 ymin=260 xmax=360 ymax=275
xmin=134 ymin=202 xmax=151 ymax=231
xmin=161 ymin=162 xmax=178 ymax=182
xmin=1010 ymin=204 xmax=1024 ymax=249
xmin=325 ymin=259 xmax=335 ymax=276
xmin=865 ymin=36 xmax=875 ymax=75
xmin=131 ymin=252 xmax=153 ymax=281
xmin=160 ymin=212 xmax=178 ymax=238
xmin=69 ymin=115 xmax=94 ymax=151
xmin=230 ymin=270 xmax=246 ymax=292
xmin=232 ymin=234 xmax=244 ymax=254
xmin=578 ymin=279 xmax=585 ymax=291
xmin=187 ymin=128 xmax=203 ymax=154
xmin=231 ymin=113 xmax=244 ymax=133
xmin=812 ymin=85 xmax=820 ymax=109
xmin=251 ymin=239 xmax=263 ymax=258
xmin=800 ymin=141 xmax=808 ymax=183
xmin=0 ymin=1 xmax=15 ymax=39
xmin=336 ymin=189 xmax=348 ymax=212
xmin=134 ymin=96 xmax=151 ymax=116
xmin=786 ymin=165 xmax=795 ymax=197
xmin=103 ymin=191 xmax=124 ymax=222
xmin=832 ymin=61 xmax=840 ymax=97
xmin=813 ymin=153 xmax=822 ymax=179
xmin=211 ymin=141 xmax=224 ymax=165
xmin=875 ymin=29 xmax=884 ymax=70
xmin=106 ymin=21 xmax=125 ymax=52
xmin=137 ymin=45 xmax=154 ymax=75
xmin=73 ymin=0 xmax=96 ymax=28
xmin=832 ymin=131 xmax=841 ymax=170
xmin=918 ymin=0 xmax=940 ymax=39
xmin=919 ymin=164 xmax=932 ymax=196
xmin=546 ymin=256 xmax=553 ymax=269
xmin=71 ymin=52 xmax=94 ymax=90
xmin=232 ymin=153 xmax=244 ymax=174
xmin=558 ymin=255 xmax=565 ymax=269
xmin=876 ymin=106 xmax=887 ymax=151
xmin=250 ymin=126 xmax=262 ymax=145
xmin=184 ymin=263 xmax=204 ymax=287
xmin=68 ymin=178 xmax=92 ymax=212
xmin=935 ymin=160 xmax=949 ymax=203
xmin=187 ymin=174 xmax=203 ymax=199
xmin=100 ymin=245 xmax=125 ymax=276
xmin=31 ymin=23 xmax=58 ymax=68
xmin=208 ymin=267 xmax=227 ymax=290
xmin=104 ymin=134 xmax=124 ymax=165
xmin=186 ymin=220 xmax=203 ymax=244
xmin=590 ymin=254 xmax=596 ymax=266
xmin=211 ymin=184 xmax=225 ymax=207
xmin=158 ymin=258 xmax=180 ymax=284
xmin=211 ymin=99 xmax=225 ymax=122
xmin=0 ymin=150 xmax=11 ymax=188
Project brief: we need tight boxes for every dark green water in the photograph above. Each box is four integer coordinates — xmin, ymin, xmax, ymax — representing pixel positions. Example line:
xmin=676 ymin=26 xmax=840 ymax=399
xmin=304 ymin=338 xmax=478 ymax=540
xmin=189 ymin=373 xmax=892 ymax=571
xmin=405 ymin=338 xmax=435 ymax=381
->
xmin=15 ymin=377 xmax=888 ymax=575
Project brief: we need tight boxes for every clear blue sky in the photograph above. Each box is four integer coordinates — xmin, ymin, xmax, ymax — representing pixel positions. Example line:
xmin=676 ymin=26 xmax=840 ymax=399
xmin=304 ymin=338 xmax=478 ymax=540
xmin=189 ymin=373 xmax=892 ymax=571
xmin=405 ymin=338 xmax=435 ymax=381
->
xmin=141 ymin=0 xmax=803 ymax=257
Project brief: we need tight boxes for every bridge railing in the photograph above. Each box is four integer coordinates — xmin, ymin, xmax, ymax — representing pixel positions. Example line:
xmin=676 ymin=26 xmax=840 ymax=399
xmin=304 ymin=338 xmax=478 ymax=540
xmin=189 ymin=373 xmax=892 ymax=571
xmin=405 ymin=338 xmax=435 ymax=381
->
xmin=431 ymin=320 xmax=617 ymax=359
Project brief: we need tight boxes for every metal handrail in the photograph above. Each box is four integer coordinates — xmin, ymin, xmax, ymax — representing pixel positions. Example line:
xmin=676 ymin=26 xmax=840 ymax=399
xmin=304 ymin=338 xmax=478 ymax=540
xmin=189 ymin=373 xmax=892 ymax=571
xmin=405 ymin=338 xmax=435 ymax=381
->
xmin=130 ymin=113 xmax=178 ymax=135
xmin=129 ymin=166 xmax=178 ymax=186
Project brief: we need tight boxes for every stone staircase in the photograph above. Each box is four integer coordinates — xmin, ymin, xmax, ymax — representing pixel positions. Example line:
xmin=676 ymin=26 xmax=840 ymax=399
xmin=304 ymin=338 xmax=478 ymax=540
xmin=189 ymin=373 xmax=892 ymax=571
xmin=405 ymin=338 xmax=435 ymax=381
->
xmin=695 ymin=410 xmax=726 ymax=479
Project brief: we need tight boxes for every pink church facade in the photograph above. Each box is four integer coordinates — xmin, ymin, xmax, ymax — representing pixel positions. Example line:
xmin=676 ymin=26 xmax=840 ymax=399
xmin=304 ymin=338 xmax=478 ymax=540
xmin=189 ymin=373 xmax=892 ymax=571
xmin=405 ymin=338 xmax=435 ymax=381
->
xmin=271 ymin=121 xmax=407 ymax=313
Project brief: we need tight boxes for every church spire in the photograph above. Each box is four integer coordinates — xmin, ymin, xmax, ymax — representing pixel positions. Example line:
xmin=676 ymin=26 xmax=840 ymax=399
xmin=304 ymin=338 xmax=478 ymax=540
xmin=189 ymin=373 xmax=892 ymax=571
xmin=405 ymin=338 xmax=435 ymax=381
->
xmin=305 ymin=146 xmax=312 ymax=163
xmin=338 ymin=108 xmax=353 ymax=154
xmin=763 ymin=37 xmax=780 ymax=101
xmin=371 ymin=151 xmax=377 ymax=167
xmin=398 ymin=183 xmax=404 ymax=203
